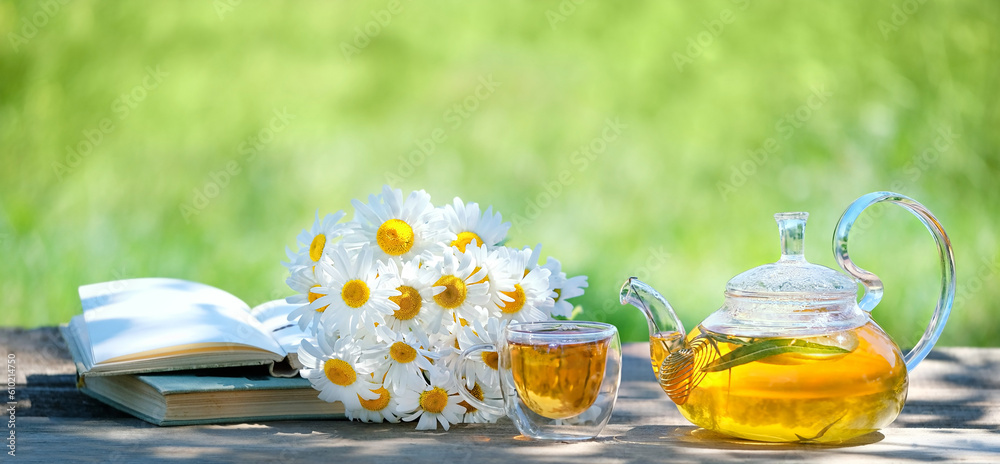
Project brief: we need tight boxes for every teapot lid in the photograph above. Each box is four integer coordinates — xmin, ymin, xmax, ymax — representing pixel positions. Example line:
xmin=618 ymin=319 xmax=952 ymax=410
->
xmin=725 ymin=212 xmax=857 ymax=299
xmin=703 ymin=212 xmax=869 ymax=338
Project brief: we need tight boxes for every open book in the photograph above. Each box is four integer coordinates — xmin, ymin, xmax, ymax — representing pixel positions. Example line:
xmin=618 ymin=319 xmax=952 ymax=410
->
xmin=63 ymin=278 xmax=309 ymax=377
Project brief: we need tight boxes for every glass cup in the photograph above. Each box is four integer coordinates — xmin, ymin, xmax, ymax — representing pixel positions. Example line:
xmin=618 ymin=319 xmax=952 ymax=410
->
xmin=454 ymin=321 xmax=622 ymax=440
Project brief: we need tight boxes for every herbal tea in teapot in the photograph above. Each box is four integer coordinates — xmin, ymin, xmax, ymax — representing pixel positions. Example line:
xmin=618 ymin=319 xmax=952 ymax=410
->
xmin=624 ymin=192 xmax=956 ymax=443
xmin=652 ymin=323 xmax=907 ymax=442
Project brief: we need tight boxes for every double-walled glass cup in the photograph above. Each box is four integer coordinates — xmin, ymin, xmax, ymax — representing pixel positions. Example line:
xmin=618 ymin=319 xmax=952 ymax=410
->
xmin=454 ymin=321 xmax=622 ymax=440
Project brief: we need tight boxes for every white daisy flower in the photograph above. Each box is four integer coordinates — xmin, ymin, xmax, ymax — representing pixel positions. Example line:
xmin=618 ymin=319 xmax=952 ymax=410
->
xmin=362 ymin=331 xmax=436 ymax=394
xmin=542 ymin=257 xmax=589 ymax=318
xmin=456 ymin=318 xmax=504 ymax=389
xmin=379 ymin=257 xmax=438 ymax=346
xmin=424 ymin=249 xmax=490 ymax=333
xmin=347 ymin=185 xmax=452 ymax=264
xmin=285 ymin=265 xmax=331 ymax=334
xmin=283 ymin=247 xmax=308 ymax=275
xmin=442 ymin=197 xmax=510 ymax=252
xmin=431 ymin=320 xmax=464 ymax=376
xmin=463 ymin=244 xmax=518 ymax=318
xmin=495 ymin=246 xmax=554 ymax=323
xmin=397 ymin=368 xmax=466 ymax=431
xmin=284 ymin=210 xmax=353 ymax=270
xmin=349 ymin=321 xmax=395 ymax=349
xmin=297 ymin=336 xmax=379 ymax=412
xmin=283 ymin=186 xmax=594 ymax=431
xmin=351 ymin=385 xmax=401 ymax=423
xmin=310 ymin=243 xmax=400 ymax=339
xmin=525 ymin=243 xmax=543 ymax=269
xmin=458 ymin=381 xmax=504 ymax=424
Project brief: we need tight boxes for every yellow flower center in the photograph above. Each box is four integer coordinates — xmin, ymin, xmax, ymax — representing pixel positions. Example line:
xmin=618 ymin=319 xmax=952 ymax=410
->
xmin=468 ymin=383 xmax=485 ymax=401
xmin=419 ymin=387 xmax=450 ymax=414
xmin=341 ymin=279 xmax=370 ymax=308
xmin=323 ymin=359 xmax=357 ymax=386
xmin=390 ymin=285 xmax=421 ymax=320
xmin=309 ymin=234 xmax=326 ymax=262
xmin=389 ymin=341 xmax=417 ymax=363
xmin=359 ymin=387 xmax=391 ymax=411
xmin=434 ymin=275 xmax=467 ymax=309
xmin=554 ymin=288 xmax=562 ymax=302
xmin=376 ymin=219 xmax=415 ymax=256
xmin=452 ymin=231 xmax=483 ymax=253
xmin=307 ymin=286 xmax=322 ymax=303
xmin=470 ymin=266 xmax=488 ymax=285
xmin=459 ymin=383 xmax=484 ymax=413
xmin=481 ymin=351 xmax=499 ymax=370
xmin=499 ymin=284 xmax=526 ymax=314
xmin=308 ymin=285 xmax=328 ymax=313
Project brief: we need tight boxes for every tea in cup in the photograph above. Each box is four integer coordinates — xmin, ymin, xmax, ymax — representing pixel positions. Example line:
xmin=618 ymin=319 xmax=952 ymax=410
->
xmin=454 ymin=321 xmax=621 ymax=440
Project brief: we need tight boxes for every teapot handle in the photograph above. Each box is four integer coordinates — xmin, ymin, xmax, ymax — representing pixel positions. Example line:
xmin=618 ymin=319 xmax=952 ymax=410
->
xmin=833 ymin=191 xmax=956 ymax=371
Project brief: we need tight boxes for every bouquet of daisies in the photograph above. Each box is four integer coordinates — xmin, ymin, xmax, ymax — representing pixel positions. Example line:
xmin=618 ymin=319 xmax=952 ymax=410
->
xmin=282 ymin=185 xmax=588 ymax=430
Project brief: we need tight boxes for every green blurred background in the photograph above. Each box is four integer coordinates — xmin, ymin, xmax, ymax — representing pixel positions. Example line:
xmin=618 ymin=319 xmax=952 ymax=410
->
xmin=2 ymin=1 xmax=998 ymax=347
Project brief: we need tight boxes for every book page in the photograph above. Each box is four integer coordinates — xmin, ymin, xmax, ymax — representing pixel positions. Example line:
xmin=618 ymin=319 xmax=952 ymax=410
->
xmin=250 ymin=299 xmax=310 ymax=355
xmin=79 ymin=278 xmax=286 ymax=365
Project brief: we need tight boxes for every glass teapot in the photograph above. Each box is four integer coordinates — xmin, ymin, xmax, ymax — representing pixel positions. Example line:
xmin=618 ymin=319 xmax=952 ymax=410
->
xmin=620 ymin=192 xmax=956 ymax=443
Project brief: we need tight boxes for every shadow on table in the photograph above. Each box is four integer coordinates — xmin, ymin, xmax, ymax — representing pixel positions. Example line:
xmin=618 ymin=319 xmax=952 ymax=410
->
xmin=616 ymin=425 xmax=884 ymax=449
xmin=21 ymin=415 xmax=1000 ymax=463
xmin=609 ymin=425 xmax=1000 ymax=461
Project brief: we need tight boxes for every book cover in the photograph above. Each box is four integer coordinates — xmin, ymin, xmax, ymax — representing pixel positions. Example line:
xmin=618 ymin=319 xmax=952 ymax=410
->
xmin=79 ymin=371 xmax=345 ymax=426
xmin=61 ymin=322 xmax=342 ymax=426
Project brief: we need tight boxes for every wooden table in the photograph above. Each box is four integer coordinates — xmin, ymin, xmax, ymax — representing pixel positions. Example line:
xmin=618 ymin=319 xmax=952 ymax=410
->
xmin=4 ymin=327 xmax=999 ymax=462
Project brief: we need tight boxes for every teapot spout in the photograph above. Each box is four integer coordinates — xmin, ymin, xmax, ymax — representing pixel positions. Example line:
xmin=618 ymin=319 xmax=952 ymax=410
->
xmin=619 ymin=277 xmax=686 ymax=339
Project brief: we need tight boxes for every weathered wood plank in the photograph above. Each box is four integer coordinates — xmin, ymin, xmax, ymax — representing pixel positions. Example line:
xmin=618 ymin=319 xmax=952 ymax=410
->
xmin=4 ymin=327 xmax=1000 ymax=463
xmin=15 ymin=418 xmax=1000 ymax=463
xmin=2 ymin=327 xmax=129 ymax=419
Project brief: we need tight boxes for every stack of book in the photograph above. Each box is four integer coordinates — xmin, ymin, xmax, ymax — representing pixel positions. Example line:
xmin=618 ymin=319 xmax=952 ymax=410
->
xmin=60 ymin=278 xmax=344 ymax=425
